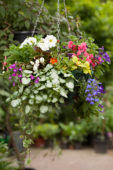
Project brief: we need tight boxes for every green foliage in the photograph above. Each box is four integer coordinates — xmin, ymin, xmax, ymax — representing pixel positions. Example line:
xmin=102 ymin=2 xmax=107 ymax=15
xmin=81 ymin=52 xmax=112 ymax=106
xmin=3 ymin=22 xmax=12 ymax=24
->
xmin=5 ymin=45 xmax=36 ymax=64
xmin=60 ymin=120 xmax=88 ymax=142
xmin=0 ymin=142 xmax=18 ymax=170
xmin=33 ymin=123 xmax=60 ymax=139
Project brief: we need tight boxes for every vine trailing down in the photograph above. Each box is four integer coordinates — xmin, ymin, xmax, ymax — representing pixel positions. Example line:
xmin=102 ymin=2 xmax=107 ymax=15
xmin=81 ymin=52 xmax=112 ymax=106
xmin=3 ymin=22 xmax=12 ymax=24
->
xmin=3 ymin=34 xmax=110 ymax=141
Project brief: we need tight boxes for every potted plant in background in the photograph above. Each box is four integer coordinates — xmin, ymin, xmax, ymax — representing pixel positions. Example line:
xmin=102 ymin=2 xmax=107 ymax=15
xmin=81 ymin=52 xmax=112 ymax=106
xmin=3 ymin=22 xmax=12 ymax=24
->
xmin=33 ymin=123 xmax=60 ymax=148
xmin=60 ymin=121 xmax=87 ymax=149
xmin=88 ymin=114 xmax=108 ymax=153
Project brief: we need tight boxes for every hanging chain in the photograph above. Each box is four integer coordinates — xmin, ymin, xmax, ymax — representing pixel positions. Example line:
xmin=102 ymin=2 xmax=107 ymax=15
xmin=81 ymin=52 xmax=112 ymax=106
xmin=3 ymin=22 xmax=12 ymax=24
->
xmin=63 ymin=0 xmax=71 ymax=33
xmin=32 ymin=0 xmax=45 ymax=36
xmin=57 ymin=0 xmax=60 ymax=52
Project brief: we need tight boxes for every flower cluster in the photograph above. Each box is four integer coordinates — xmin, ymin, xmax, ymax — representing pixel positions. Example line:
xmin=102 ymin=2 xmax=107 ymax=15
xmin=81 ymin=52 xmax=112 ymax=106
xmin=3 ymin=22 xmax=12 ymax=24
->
xmin=8 ymin=64 xmax=40 ymax=86
xmin=20 ymin=35 xmax=57 ymax=51
xmin=85 ymin=78 xmax=104 ymax=110
xmin=3 ymin=34 xmax=110 ymax=116
xmin=67 ymin=40 xmax=110 ymax=74
xmin=8 ymin=64 xmax=23 ymax=86
xmin=99 ymin=46 xmax=110 ymax=63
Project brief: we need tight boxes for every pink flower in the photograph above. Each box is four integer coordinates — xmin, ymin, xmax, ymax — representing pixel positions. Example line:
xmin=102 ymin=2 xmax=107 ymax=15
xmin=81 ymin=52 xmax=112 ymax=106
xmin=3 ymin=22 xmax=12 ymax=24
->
xmin=8 ymin=76 xmax=12 ymax=80
xmin=86 ymin=56 xmax=92 ymax=63
xmin=78 ymin=42 xmax=87 ymax=52
xmin=72 ymin=45 xmax=76 ymax=51
xmin=19 ymin=68 xmax=22 ymax=71
xmin=18 ymin=74 xmax=22 ymax=78
xmin=13 ymin=68 xmax=18 ymax=72
xmin=68 ymin=41 xmax=73 ymax=48
xmin=98 ymin=57 xmax=102 ymax=62
xmin=89 ymin=54 xmax=94 ymax=59
xmin=13 ymin=82 xmax=16 ymax=86
xmin=84 ymin=51 xmax=89 ymax=57
xmin=12 ymin=73 xmax=16 ymax=77
xmin=30 ymin=74 xmax=35 ymax=80
xmin=77 ymin=50 xmax=81 ymax=56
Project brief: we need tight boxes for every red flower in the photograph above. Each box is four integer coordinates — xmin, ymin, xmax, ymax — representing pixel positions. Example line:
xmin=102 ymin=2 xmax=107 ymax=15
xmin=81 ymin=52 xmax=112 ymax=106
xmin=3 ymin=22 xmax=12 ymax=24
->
xmin=50 ymin=58 xmax=58 ymax=64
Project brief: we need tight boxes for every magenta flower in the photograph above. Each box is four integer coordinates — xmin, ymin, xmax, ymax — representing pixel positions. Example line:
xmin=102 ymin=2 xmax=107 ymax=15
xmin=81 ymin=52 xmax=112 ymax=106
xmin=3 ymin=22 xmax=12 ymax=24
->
xmin=12 ymin=73 xmax=16 ymax=77
xmin=9 ymin=64 xmax=16 ymax=69
xmin=68 ymin=41 xmax=73 ymax=48
xmin=13 ymin=82 xmax=16 ymax=86
xmin=30 ymin=74 xmax=35 ymax=80
xmin=36 ymin=77 xmax=40 ymax=80
xmin=18 ymin=74 xmax=22 ymax=78
xmin=13 ymin=68 xmax=18 ymax=72
xmin=8 ymin=76 xmax=12 ymax=80
xmin=19 ymin=68 xmax=22 ymax=71
xmin=34 ymin=80 xmax=39 ymax=84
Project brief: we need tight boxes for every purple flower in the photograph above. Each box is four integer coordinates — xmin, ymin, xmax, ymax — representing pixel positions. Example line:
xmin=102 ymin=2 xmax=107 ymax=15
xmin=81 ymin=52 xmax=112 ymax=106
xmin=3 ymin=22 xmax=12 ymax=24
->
xmin=86 ymin=97 xmax=90 ymax=101
xmin=90 ymin=97 xmax=94 ymax=101
xmin=13 ymin=68 xmax=18 ymax=72
xmin=9 ymin=64 xmax=16 ymax=69
xmin=12 ymin=73 xmax=16 ymax=77
xmin=93 ymin=90 xmax=98 ymax=96
xmin=99 ymin=47 xmax=110 ymax=63
xmin=99 ymin=46 xmax=104 ymax=55
xmin=30 ymin=75 xmax=35 ymax=80
xmin=13 ymin=82 xmax=16 ymax=86
xmin=67 ymin=53 xmax=73 ymax=58
xmin=8 ymin=76 xmax=12 ymax=80
xmin=98 ymin=104 xmax=104 ymax=108
xmin=90 ymin=101 xmax=94 ymax=105
xmin=34 ymin=79 xmax=39 ymax=84
xmin=36 ymin=77 xmax=40 ymax=80
xmin=18 ymin=74 xmax=22 ymax=78
xmin=95 ymin=98 xmax=99 ymax=102
xmin=103 ymin=52 xmax=110 ymax=63
xmin=19 ymin=68 xmax=22 ymax=71
xmin=87 ymin=84 xmax=92 ymax=89
xmin=85 ymin=78 xmax=105 ymax=110
xmin=88 ymin=93 xmax=92 ymax=97
xmin=85 ymin=89 xmax=90 ymax=93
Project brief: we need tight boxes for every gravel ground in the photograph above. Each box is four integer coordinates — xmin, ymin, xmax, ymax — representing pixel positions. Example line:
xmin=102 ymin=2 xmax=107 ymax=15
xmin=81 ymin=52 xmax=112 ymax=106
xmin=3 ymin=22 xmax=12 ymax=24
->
xmin=26 ymin=148 xmax=113 ymax=170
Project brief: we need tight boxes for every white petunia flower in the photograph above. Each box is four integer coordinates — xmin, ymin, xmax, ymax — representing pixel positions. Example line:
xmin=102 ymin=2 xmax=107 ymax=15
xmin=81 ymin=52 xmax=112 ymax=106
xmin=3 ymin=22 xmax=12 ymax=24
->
xmin=37 ymin=38 xmax=49 ymax=51
xmin=39 ymin=57 xmax=45 ymax=64
xmin=45 ymin=35 xmax=57 ymax=48
xmin=33 ymin=64 xmax=38 ymax=72
xmin=20 ymin=37 xmax=37 ymax=48
xmin=30 ymin=61 xmax=34 ymax=65
xmin=35 ymin=59 xmax=40 ymax=66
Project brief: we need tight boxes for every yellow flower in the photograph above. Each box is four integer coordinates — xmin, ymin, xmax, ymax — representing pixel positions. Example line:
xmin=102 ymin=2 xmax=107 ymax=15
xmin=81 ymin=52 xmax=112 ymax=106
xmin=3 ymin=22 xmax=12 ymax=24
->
xmin=83 ymin=61 xmax=91 ymax=74
xmin=71 ymin=65 xmax=77 ymax=70
xmin=77 ymin=61 xmax=85 ymax=67
xmin=72 ymin=56 xmax=78 ymax=63
xmin=83 ymin=68 xmax=91 ymax=74
xmin=84 ymin=61 xmax=90 ymax=68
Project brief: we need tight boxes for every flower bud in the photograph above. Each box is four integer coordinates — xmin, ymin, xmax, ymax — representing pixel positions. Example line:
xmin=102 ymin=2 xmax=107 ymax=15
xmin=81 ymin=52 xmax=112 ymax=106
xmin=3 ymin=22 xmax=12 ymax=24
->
xmin=40 ymin=57 xmax=45 ymax=64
